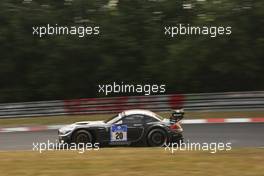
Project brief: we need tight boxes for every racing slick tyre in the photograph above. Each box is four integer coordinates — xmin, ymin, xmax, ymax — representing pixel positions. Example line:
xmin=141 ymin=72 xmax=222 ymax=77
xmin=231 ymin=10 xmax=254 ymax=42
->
xmin=147 ymin=129 xmax=167 ymax=147
xmin=72 ymin=130 xmax=92 ymax=144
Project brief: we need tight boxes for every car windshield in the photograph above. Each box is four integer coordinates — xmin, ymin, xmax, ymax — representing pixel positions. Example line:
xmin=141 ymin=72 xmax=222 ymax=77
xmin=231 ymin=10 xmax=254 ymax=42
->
xmin=105 ymin=114 xmax=121 ymax=124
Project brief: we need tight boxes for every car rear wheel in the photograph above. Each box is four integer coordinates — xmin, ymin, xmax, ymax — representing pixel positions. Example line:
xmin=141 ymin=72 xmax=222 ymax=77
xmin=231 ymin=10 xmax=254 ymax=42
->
xmin=147 ymin=129 xmax=167 ymax=147
xmin=73 ymin=130 xmax=92 ymax=144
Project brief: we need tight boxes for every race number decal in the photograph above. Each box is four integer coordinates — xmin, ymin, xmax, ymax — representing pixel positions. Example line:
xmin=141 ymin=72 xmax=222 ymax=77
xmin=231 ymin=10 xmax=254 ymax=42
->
xmin=110 ymin=125 xmax=127 ymax=142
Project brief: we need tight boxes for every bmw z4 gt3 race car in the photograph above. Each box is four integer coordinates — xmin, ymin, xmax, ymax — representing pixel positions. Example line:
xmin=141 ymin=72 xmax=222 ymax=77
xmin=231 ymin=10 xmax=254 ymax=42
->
xmin=58 ymin=109 xmax=184 ymax=147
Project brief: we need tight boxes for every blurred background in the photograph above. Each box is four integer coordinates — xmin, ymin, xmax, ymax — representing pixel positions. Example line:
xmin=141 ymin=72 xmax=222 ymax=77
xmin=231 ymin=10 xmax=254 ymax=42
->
xmin=0 ymin=2 xmax=264 ymax=176
xmin=0 ymin=0 xmax=263 ymax=103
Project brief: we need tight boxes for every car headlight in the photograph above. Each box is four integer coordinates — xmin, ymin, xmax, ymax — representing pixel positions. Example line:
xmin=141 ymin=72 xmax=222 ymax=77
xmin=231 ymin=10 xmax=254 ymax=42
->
xmin=58 ymin=130 xmax=72 ymax=135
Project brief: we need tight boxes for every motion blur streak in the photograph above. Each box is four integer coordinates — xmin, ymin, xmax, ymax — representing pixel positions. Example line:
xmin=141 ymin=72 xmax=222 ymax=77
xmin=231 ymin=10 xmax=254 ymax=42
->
xmin=0 ymin=123 xmax=263 ymax=150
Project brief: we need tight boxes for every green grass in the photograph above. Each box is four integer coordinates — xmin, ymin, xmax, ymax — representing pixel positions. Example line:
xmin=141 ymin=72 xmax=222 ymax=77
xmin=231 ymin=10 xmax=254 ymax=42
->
xmin=0 ymin=148 xmax=263 ymax=176
xmin=0 ymin=110 xmax=264 ymax=127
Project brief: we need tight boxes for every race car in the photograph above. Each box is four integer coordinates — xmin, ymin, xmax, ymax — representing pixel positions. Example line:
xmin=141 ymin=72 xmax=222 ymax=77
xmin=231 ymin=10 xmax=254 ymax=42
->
xmin=58 ymin=109 xmax=184 ymax=147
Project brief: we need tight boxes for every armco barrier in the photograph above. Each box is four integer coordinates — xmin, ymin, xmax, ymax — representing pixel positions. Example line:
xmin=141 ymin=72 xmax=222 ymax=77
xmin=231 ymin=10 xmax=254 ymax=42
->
xmin=0 ymin=91 xmax=264 ymax=118
xmin=64 ymin=94 xmax=184 ymax=114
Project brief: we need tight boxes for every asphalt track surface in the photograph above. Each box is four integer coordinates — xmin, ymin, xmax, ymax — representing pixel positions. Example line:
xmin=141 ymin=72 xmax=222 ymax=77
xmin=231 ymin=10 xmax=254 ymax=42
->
xmin=0 ymin=123 xmax=263 ymax=150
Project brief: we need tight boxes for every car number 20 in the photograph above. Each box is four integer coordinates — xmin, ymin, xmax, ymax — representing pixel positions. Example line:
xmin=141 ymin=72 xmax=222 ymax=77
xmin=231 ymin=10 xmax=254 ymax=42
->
xmin=110 ymin=125 xmax=127 ymax=142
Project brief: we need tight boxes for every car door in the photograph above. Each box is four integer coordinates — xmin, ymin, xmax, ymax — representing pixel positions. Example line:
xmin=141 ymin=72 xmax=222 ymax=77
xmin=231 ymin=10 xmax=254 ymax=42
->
xmin=116 ymin=114 xmax=144 ymax=142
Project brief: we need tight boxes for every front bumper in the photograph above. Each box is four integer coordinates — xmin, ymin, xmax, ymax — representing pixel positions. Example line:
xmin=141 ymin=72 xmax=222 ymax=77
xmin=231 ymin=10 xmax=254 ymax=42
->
xmin=58 ymin=131 xmax=72 ymax=144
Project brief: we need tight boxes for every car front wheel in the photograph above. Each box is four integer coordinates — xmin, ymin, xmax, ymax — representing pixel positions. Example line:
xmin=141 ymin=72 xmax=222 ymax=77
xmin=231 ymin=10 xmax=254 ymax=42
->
xmin=73 ymin=130 xmax=92 ymax=144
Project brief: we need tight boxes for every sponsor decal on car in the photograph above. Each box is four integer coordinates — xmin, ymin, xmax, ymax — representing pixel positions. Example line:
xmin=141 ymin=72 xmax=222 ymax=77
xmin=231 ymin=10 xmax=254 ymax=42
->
xmin=110 ymin=125 xmax=127 ymax=142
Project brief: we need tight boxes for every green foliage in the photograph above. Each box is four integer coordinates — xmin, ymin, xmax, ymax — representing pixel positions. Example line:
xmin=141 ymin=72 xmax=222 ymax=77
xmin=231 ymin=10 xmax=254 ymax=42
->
xmin=0 ymin=0 xmax=263 ymax=102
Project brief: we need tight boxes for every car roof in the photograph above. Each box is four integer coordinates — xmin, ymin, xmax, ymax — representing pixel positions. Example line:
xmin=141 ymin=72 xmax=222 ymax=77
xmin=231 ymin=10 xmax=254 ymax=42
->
xmin=121 ymin=109 xmax=162 ymax=121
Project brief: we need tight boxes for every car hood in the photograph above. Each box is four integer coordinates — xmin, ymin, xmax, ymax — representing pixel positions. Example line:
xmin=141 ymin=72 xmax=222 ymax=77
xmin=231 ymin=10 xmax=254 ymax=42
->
xmin=59 ymin=120 xmax=105 ymax=133
xmin=73 ymin=120 xmax=105 ymax=126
